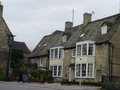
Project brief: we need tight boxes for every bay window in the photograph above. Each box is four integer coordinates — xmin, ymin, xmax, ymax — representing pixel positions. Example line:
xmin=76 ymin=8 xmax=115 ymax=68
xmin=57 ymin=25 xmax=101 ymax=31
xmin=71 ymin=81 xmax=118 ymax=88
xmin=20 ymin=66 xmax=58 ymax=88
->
xmin=75 ymin=63 xmax=94 ymax=78
xmin=50 ymin=65 xmax=62 ymax=77
xmin=50 ymin=47 xmax=64 ymax=59
xmin=76 ymin=41 xmax=95 ymax=56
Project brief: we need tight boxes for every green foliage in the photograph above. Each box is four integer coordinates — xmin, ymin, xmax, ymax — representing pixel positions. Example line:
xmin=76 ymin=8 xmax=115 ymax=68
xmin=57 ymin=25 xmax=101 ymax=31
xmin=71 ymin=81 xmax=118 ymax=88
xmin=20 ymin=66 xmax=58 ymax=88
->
xmin=43 ymin=70 xmax=53 ymax=81
xmin=0 ymin=69 xmax=5 ymax=80
xmin=11 ymin=49 xmax=24 ymax=69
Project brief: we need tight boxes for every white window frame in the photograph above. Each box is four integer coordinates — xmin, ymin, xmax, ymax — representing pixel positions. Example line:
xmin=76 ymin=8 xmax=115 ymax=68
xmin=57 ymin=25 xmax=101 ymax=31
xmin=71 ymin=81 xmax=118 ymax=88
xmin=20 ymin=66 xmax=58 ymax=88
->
xmin=76 ymin=41 xmax=95 ymax=56
xmin=75 ymin=63 xmax=94 ymax=78
xmin=50 ymin=46 xmax=64 ymax=60
xmin=49 ymin=65 xmax=63 ymax=77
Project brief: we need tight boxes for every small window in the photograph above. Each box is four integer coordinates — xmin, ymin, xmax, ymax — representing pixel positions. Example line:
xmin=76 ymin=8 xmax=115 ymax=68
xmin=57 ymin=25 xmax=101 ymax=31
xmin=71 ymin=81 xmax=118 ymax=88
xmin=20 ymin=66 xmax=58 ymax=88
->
xmin=63 ymin=35 xmax=67 ymax=43
xmin=101 ymin=25 xmax=107 ymax=35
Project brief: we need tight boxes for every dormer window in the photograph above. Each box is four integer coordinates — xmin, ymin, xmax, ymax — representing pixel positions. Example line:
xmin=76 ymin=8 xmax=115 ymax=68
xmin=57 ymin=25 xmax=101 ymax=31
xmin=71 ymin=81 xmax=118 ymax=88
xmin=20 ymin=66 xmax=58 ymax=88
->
xmin=63 ymin=35 xmax=67 ymax=43
xmin=101 ymin=25 xmax=107 ymax=35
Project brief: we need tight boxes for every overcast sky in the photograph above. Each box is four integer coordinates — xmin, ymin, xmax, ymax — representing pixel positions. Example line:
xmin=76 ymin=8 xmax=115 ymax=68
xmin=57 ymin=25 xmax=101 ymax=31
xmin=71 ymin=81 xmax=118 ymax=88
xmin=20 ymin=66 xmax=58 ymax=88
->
xmin=1 ymin=0 xmax=120 ymax=51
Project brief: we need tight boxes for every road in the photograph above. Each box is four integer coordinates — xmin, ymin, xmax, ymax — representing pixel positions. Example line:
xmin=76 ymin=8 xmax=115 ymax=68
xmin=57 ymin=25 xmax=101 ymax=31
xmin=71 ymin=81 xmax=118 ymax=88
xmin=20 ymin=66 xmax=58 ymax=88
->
xmin=0 ymin=81 xmax=101 ymax=90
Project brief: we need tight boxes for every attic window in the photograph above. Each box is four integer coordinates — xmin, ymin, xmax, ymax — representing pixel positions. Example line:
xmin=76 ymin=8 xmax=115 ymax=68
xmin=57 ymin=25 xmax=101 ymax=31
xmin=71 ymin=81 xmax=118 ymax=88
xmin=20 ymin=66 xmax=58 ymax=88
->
xmin=101 ymin=25 xmax=107 ymax=35
xmin=63 ymin=35 xmax=67 ymax=43
xmin=43 ymin=44 xmax=47 ymax=47
xmin=80 ymin=33 xmax=85 ymax=37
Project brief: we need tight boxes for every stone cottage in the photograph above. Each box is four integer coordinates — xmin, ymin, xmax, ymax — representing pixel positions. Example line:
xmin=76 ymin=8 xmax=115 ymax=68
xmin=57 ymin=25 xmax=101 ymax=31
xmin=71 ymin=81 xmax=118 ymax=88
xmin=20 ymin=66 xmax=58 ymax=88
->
xmin=30 ymin=13 xmax=120 ymax=83
xmin=0 ymin=3 xmax=13 ymax=74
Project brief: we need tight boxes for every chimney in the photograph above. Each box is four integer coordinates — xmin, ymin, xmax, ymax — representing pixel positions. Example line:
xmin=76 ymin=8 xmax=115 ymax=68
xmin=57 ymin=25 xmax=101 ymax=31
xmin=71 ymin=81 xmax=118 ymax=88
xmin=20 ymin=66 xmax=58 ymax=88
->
xmin=83 ymin=13 xmax=92 ymax=26
xmin=65 ymin=21 xmax=73 ymax=32
xmin=0 ymin=2 xmax=3 ymax=17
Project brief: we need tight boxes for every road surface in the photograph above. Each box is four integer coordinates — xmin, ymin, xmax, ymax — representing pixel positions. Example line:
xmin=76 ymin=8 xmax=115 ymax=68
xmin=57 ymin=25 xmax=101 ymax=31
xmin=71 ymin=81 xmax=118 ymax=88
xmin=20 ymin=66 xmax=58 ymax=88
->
xmin=0 ymin=81 xmax=101 ymax=90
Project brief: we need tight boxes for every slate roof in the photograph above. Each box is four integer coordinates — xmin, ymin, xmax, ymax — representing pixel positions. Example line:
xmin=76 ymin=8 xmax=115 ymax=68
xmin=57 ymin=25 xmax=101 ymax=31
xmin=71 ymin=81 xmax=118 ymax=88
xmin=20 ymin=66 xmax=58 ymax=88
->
xmin=30 ymin=13 xmax=120 ymax=58
xmin=13 ymin=41 xmax=30 ymax=54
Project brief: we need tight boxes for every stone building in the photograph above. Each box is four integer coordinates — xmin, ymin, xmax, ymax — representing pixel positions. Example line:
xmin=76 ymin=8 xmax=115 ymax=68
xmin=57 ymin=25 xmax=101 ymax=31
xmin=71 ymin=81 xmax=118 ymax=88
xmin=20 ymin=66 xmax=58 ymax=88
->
xmin=0 ymin=3 xmax=13 ymax=73
xmin=30 ymin=13 xmax=120 ymax=83
xmin=12 ymin=41 xmax=30 ymax=62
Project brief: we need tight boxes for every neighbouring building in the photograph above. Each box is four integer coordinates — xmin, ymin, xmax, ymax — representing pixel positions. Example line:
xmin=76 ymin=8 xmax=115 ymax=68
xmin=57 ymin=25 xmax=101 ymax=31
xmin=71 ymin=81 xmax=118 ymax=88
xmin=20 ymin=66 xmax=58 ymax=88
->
xmin=12 ymin=41 xmax=30 ymax=62
xmin=0 ymin=2 xmax=14 ymax=74
xmin=30 ymin=13 xmax=120 ymax=83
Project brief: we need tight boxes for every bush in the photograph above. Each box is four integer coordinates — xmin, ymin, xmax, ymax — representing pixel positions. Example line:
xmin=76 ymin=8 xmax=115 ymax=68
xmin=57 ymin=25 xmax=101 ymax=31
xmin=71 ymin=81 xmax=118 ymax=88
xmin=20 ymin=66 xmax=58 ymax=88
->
xmin=0 ymin=69 xmax=5 ymax=81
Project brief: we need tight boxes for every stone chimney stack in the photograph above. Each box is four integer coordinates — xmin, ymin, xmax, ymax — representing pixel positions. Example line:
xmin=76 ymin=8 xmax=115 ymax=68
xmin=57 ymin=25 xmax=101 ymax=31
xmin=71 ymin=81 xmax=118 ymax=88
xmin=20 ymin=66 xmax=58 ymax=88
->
xmin=83 ymin=13 xmax=92 ymax=26
xmin=65 ymin=21 xmax=73 ymax=32
xmin=0 ymin=2 xmax=3 ymax=17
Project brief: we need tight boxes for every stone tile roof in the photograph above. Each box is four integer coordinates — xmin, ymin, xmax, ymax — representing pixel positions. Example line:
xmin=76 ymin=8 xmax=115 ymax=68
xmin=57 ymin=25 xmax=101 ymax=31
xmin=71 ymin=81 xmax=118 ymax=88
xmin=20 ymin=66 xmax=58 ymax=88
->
xmin=13 ymin=41 xmax=30 ymax=54
xmin=30 ymin=14 xmax=120 ymax=58
xmin=29 ymin=30 xmax=64 ymax=57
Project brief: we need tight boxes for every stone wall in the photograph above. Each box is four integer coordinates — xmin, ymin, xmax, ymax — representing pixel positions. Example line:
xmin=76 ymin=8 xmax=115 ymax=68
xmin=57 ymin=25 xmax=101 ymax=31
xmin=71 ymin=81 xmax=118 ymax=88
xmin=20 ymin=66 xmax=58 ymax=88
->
xmin=63 ymin=49 xmax=73 ymax=80
xmin=95 ymin=44 xmax=109 ymax=82
xmin=110 ymin=24 xmax=120 ymax=77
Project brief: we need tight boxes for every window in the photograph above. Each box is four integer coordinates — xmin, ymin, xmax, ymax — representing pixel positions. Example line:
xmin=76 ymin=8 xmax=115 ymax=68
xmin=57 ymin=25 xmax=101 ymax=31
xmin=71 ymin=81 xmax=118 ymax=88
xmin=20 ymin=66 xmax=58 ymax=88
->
xmin=76 ymin=41 xmax=95 ymax=56
xmin=101 ymin=25 xmax=107 ymax=35
xmin=55 ymin=48 xmax=58 ymax=58
xmin=50 ymin=47 xmax=64 ymax=59
xmin=88 ymin=43 xmax=94 ymax=55
xmin=82 ymin=44 xmax=87 ymax=55
xmin=59 ymin=48 xmax=63 ymax=58
xmin=75 ymin=63 xmax=94 ymax=78
xmin=63 ymin=35 xmax=67 ymax=43
xmin=88 ymin=63 xmax=93 ymax=77
xmin=51 ymin=49 xmax=54 ymax=59
xmin=77 ymin=45 xmax=81 ymax=56
xmin=82 ymin=64 xmax=86 ymax=77
xmin=50 ymin=65 xmax=62 ymax=77
xmin=54 ymin=66 xmax=57 ymax=76
xmin=72 ymin=48 xmax=76 ymax=57
xmin=58 ymin=66 xmax=62 ymax=76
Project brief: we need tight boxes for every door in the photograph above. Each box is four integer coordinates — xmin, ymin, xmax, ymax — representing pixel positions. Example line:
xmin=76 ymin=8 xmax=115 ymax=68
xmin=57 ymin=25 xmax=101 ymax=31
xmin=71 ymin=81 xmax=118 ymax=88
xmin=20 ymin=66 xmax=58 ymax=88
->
xmin=69 ymin=67 xmax=75 ymax=81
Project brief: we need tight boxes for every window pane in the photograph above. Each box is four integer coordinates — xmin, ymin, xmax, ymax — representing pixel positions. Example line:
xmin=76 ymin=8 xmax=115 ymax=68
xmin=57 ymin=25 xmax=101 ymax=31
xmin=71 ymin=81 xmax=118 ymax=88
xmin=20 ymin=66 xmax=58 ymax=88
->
xmin=59 ymin=48 xmax=63 ymax=58
xmin=88 ymin=63 xmax=93 ymax=77
xmin=58 ymin=66 xmax=62 ymax=76
xmin=51 ymin=49 xmax=54 ymax=59
xmin=55 ymin=48 xmax=58 ymax=58
xmin=88 ymin=44 xmax=93 ymax=55
xmin=82 ymin=64 xmax=86 ymax=77
xmin=82 ymin=44 xmax=87 ymax=55
xmin=72 ymin=48 xmax=76 ymax=57
xmin=77 ymin=45 xmax=81 ymax=56
xmin=54 ymin=66 xmax=57 ymax=76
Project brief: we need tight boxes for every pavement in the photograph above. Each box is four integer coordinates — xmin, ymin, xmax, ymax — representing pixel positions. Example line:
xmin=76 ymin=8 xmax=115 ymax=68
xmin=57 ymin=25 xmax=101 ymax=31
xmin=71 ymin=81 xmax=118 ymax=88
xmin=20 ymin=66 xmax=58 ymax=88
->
xmin=0 ymin=81 xmax=101 ymax=90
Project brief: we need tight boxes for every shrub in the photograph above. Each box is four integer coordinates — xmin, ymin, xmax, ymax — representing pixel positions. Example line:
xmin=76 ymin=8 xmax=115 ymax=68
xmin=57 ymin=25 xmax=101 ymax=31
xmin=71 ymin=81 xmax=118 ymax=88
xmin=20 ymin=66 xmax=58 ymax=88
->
xmin=0 ymin=69 xmax=5 ymax=81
